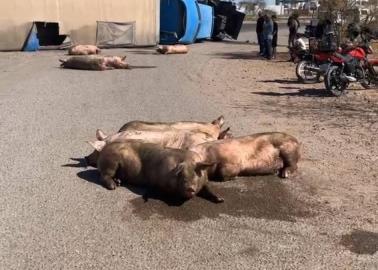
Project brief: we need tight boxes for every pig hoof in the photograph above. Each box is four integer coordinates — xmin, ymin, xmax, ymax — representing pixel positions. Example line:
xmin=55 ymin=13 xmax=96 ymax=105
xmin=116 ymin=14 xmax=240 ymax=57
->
xmin=215 ymin=197 xmax=225 ymax=203
xmin=115 ymin=178 xmax=122 ymax=186
xmin=280 ymin=169 xmax=289 ymax=178
xmin=105 ymin=181 xmax=117 ymax=190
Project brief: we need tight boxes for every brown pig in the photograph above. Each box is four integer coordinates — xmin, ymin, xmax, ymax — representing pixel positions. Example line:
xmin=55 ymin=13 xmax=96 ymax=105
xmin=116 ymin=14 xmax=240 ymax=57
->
xmin=189 ymin=132 xmax=301 ymax=181
xmin=118 ymin=115 xmax=226 ymax=139
xmin=85 ymin=129 xmax=217 ymax=167
xmin=60 ymin=55 xmax=128 ymax=71
xmin=68 ymin=45 xmax=101 ymax=55
xmin=157 ymin=45 xmax=189 ymax=54
xmin=96 ymin=141 xmax=223 ymax=203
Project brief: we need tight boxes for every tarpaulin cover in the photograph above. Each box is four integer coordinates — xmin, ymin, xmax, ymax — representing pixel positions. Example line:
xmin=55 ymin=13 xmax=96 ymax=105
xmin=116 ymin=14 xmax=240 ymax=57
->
xmin=96 ymin=21 xmax=135 ymax=48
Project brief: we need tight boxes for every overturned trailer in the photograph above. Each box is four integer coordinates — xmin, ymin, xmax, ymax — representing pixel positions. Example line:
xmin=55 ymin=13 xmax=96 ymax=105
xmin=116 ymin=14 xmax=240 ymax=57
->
xmin=0 ymin=0 xmax=160 ymax=51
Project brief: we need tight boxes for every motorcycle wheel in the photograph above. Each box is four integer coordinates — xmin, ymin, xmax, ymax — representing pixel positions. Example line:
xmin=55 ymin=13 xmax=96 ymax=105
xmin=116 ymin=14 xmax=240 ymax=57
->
xmin=361 ymin=67 xmax=376 ymax=89
xmin=296 ymin=60 xmax=321 ymax=84
xmin=325 ymin=65 xmax=349 ymax=96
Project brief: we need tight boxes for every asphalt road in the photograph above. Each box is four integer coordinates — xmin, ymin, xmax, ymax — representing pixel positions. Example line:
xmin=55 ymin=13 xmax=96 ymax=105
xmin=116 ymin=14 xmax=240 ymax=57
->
xmin=0 ymin=34 xmax=376 ymax=269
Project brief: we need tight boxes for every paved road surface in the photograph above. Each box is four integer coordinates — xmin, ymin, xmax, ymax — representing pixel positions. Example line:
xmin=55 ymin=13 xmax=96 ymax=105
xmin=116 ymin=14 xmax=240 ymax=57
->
xmin=0 ymin=36 xmax=376 ymax=269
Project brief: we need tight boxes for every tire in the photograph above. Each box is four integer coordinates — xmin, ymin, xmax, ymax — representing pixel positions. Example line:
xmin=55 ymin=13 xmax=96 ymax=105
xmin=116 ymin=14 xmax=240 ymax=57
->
xmin=325 ymin=65 xmax=349 ymax=96
xmin=361 ymin=67 xmax=376 ymax=89
xmin=212 ymin=32 xmax=225 ymax=41
xmin=296 ymin=60 xmax=321 ymax=84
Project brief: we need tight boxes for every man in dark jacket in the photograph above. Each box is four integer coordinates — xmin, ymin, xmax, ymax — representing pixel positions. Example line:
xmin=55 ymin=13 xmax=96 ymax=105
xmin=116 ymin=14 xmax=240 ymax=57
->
xmin=263 ymin=14 xmax=274 ymax=60
xmin=288 ymin=13 xmax=300 ymax=47
xmin=272 ymin=14 xmax=278 ymax=59
xmin=256 ymin=11 xmax=265 ymax=55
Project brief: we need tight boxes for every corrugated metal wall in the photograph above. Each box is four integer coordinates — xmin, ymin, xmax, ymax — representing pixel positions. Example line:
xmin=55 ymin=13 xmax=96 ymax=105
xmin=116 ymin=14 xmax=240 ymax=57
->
xmin=0 ymin=0 xmax=159 ymax=50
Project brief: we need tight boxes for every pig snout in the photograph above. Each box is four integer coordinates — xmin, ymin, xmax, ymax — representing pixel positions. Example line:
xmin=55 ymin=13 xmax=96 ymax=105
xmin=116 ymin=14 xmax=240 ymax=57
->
xmin=184 ymin=187 xmax=196 ymax=199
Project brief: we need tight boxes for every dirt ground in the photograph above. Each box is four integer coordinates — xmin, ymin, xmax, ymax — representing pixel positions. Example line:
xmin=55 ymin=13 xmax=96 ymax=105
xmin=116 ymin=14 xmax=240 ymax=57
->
xmin=196 ymin=41 xmax=378 ymax=258
xmin=0 ymin=41 xmax=377 ymax=269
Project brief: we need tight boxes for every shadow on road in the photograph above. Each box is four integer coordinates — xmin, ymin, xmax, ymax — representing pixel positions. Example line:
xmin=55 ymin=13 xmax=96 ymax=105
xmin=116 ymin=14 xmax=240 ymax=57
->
xmin=128 ymin=65 xmax=157 ymax=69
xmin=211 ymin=51 xmax=290 ymax=61
xmin=125 ymin=49 xmax=158 ymax=55
xmin=76 ymin=167 xmax=188 ymax=206
xmin=251 ymin=88 xmax=333 ymax=98
xmin=341 ymin=230 xmax=378 ymax=255
xmin=128 ymin=175 xmax=317 ymax=223
xmin=77 ymin=169 xmax=103 ymax=187
xmin=62 ymin=158 xmax=88 ymax=168
xmin=258 ymin=79 xmax=305 ymax=85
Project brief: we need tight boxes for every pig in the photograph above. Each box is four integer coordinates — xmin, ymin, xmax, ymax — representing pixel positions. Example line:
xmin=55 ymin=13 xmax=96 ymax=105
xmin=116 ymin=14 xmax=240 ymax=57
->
xmin=96 ymin=141 xmax=223 ymax=203
xmin=157 ymin=45 xmax=189 ymax=54
xmin=68 ymin=45 xmax=101 ymax=55
xmin=118 ymin=115 xmax=226 ymax=139
xmin=60 ymin=55 xmax=128 ymax=71
xmin=85 ymin=129 xmax=218 ymax=167
xmin=102 ymin=56 xmax=129 ymax=69
xmin=189 ymin=132 xmax=301 ymax=181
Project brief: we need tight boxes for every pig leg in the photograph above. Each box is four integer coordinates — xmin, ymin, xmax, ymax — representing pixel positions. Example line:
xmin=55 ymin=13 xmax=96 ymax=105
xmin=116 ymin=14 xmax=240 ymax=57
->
xmin=214 ymin=164 xmax=239 ymax=182
xmin=99 ymin=160 xmax=120 ymax=190
xmin=197 ymin=185 xmax=224 ymax=203
xmin=101 ymin=173 xmax=117 ymax=190
xmin=279 ymin=144 xmax=300 ymax=178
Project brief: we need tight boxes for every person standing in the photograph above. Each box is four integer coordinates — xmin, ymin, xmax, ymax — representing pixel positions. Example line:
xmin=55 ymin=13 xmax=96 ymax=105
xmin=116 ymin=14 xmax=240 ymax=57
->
xmin=287 ymin=13 xmax=300 ymax=48
xmin=272 ymin=14 xmax=278 ymax=59
xmin=263 ymin=14 xmax=273 ymax=60
xmin=256 ymin=11 xmax=265 ymax=55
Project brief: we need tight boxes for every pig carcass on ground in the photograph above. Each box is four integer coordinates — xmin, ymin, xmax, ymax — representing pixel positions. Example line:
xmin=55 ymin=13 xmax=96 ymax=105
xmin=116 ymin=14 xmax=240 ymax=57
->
xmin=68 ymin=45 xmax=101 ymax=55
xmin=189 ymin=132 xmax=301 ymax=181
xmin=157 ymin=45 xmax=189 ymax=54
xmin=96 ymin=141 xmax=224 ymax=203
xmin=118 ymin=115 xmax=226 ymax=139
xmin=60 ymin=55 xmax=128 ymax=70
xmin=85 ymin=129 xmax=221 ymax=167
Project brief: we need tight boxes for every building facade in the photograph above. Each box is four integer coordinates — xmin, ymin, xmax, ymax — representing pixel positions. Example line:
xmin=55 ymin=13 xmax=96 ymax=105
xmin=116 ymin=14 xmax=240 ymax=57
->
xmin=0 ymin=0 xmax=160 ymax=51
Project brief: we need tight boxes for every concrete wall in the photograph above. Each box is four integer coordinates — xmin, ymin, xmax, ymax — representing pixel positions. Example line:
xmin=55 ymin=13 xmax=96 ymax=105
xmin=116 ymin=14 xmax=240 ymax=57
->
xmin=0 ymin=0 xmax=159 ymax=51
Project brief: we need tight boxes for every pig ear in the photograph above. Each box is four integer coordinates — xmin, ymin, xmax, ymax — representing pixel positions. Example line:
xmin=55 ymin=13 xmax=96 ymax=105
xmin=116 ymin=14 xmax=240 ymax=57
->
xmin=218 ymin=127 xmax=231 ymax=139
xmin=173 ymin=163 xmax=186 ymax=176
xmin=87 ymin=140 xmax=106 ymax=152
xmin=121 ymin=56 xmax=127 ymax=61
xmin=212 ymin=115 xmax=225 ymax=128
xmin=195 ymin=162 xmax=215 ymax=172
xmin=96 ymin=129 xmax=107 ymax=140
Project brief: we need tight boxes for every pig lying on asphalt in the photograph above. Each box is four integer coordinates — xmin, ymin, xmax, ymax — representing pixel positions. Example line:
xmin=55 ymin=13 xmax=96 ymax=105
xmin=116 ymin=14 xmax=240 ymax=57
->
xmin=119 ymin=115 xmax=226 ymax=139
xmin=68 ymin=45 xmax=101 ymax=55
xmin=85 ymin=127 xmax=231 ymax=167
xmin=60 ymin=55 xmax=128 ymax=70
xmin=189 ymin=132 xmax=301 ymax=181
xmin=157 ymin=45 xmax=189 ymax=54
xmin=96 ymin=141 xmax=224 ymax=203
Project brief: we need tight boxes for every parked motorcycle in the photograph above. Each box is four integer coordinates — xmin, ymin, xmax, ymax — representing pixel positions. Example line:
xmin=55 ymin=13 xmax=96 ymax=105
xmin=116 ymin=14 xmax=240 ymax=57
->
xmin=296 ymin=51 xmax=335 ymax=84
xmin=296 ymin=37 xmax=339 ymax=83
xmin=324 ymin=42 xmax=378 ymax=96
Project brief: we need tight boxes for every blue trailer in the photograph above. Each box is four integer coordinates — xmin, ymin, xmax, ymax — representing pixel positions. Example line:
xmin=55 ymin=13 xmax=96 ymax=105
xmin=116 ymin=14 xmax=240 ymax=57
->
xmin=160 ymin=0 xmax=213 ymax=44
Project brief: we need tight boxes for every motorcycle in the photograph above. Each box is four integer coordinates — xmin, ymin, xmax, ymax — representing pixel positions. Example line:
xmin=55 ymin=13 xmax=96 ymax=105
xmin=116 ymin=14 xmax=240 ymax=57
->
xmin=296 ymin=37 xmax=340 ymax=83
xmin=324 ymin=42 xmax=378 ymax=96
